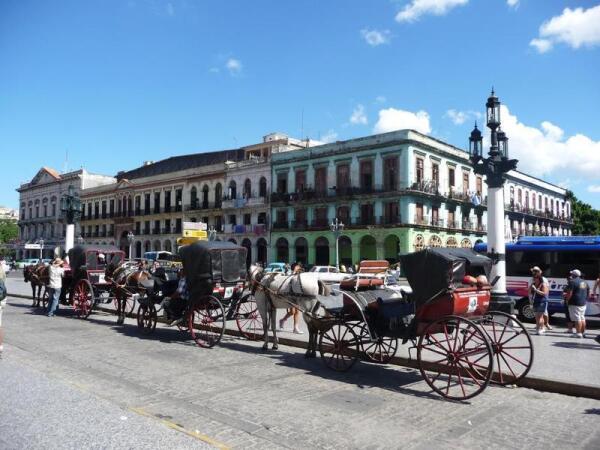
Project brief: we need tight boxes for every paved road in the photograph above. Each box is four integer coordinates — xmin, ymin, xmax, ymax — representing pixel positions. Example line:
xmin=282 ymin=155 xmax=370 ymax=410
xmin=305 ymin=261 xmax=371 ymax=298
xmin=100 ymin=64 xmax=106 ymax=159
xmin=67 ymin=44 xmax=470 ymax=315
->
xmin=6 ymin=273 xmax=600 ymax=388
xmin=2 ymin=286 xmax=600 ymax=449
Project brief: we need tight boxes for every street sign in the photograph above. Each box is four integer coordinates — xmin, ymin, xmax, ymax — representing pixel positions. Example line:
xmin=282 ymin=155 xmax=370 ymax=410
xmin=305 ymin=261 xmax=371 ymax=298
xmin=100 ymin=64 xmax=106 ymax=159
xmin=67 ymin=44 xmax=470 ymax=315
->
xmin=183 ymin=221 xmax=207 ymax=231
xmin=182 ymin=229 xmax=207 ymax=239
xmin=25 ymin=244 xmax=42 ymax=250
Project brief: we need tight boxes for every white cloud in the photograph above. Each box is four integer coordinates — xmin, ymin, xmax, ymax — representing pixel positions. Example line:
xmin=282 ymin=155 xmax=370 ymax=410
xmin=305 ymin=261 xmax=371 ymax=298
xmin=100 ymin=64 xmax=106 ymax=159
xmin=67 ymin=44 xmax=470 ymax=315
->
xmin=530 ymin=5 xmax=600 ymax=53
xmin=445 ymin=109 xmax=481 ymax=125
xmin=321 ymin=130 xmax=338 ymax=144
xmin=396 ymin=0 xmax=469 ymax=23
xmin=506 ymin=0 xmax=519 ymax=8
xmin=588 ymin=185 xmax=600 ymax=193
xmin=530 ymin=38 xmax=553 ymax=53
xmin=498 ymin=104 xmax=600 ymax=182
xmin=225 ymin=58 xmax=242 ymax=75
xmin=373 ymin=108 xmax=431 ymax=134
xmin=375 ymin=95 xmax=387 ymax=104
xmin=166 ymin=2 xmax=174 ymax=16
xmin=350 ymin=104 xmax=368 ymax=125
xmin=360 ymin=28 xmax=391 ymax=46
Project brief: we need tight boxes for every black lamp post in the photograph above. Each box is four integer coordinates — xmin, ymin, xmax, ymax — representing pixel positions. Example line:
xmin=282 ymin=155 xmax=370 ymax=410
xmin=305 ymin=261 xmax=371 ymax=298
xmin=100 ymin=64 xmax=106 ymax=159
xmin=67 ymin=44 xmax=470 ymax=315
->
xmin=469 ymin=90 xmax=519 ymax=314
xmin=60 ymin=185 xmax=82 ymax=254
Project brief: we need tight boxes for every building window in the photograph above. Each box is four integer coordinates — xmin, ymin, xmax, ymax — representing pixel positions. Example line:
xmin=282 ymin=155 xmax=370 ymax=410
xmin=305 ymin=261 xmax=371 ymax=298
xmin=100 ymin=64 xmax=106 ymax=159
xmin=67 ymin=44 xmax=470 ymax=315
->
xmin=315 ymin=167 xmax=327 ymax=195
xmin=295 ymin=170 xmax=306 ymax=193
xmin=337 ymin=206 xmax=350 ymax=225
xmin=214 ymin=216 xmax=222 ymax=231
xmin=244 ymin=213 xmax=251 ymax=225
xmin=175 ymin=218 xmax=182 ymax=233
xmin=276 ymin=173 xmax=288 ymax=194
xmin=259 ymin=177 xmax=267 ymax=198
xmin=414 ymin=234 xmax=425 ymax=252
xmin=415 ymin=203 xmax=424 ymax=222
xmin=229 ymin=215 xmax=237 ymax=225
xmin=214 ymin=184 xmax=222 ymax=208
xmin=258 ymin=212 xmax=266 ymax=224
xmin=448 ymin=167 xmax=455 ymax=190
xmin=295 ymin=208 xmax=307 ymax=226
xmin=432 ymin=163 xmax=439 ymax=188
xmin=360 ymin=160 xmax=373 ymax=191
xmin=315 ymin=207 xmax=328 ymax=225
xmin=447 ymin=210 xmax=455 ymax=228
xmin=476 ymin=176 xmax=483 ymax=195
xmin=336 ymin=164 xmax=350 ymax=191
xmin=135 ymin=222 xmax=141 ymax=234
xmin=109 ymin=199 xmax=115 ymax=216
xmin=164 ymin=190 xmax=172 ymax=212
xmin=243 ymin=179 xmax=252 ymax=198
xmin=133 ymin=197 xmax=139 ymax=215
xmin=154 ymin=192 xmax=160 ymax=213
xmin=517 ymin=188 xmax=522 ymax=207
xmin=384 ymin=202 xmax=399 ymax=224
xmin=384 ymin=157 xmax=398 ymax=191
xmin=416 ymin=158 xmax=424 ymax=184
xmin=202 ymin=185 xmax=209 ymax=209
xmin=94 ymin=202 xmax=99 ymax=219
xmin=431 ymin=207 xmax=439 ymax=226
xmin=202 ymin=216 xmax=209 ymax=225
xmin=462 ymin=172 xmax=469 ymax=194
xmin=190 ymin=187 xmax=198 ymax=208
xmin=276 ymin=209 xmax=287 ymax=226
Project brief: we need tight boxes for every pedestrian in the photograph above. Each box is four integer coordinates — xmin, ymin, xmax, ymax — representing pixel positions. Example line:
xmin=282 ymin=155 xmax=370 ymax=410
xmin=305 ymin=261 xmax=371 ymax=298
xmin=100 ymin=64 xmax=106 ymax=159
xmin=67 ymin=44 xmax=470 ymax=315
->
xmin=564 ymin=269 xmax=589 ymax=339
xmin=528 ymin=266 xmax=549 ymax=335
xmin=562 ymin=274 xmax=575 ymax=335
xmin=0 ymin=262 xmax=7 ymax=359
xmin=279 ymin=262 xmax=304 ymax=334
xmin=47 ymin=257 xmax=65 ymax=317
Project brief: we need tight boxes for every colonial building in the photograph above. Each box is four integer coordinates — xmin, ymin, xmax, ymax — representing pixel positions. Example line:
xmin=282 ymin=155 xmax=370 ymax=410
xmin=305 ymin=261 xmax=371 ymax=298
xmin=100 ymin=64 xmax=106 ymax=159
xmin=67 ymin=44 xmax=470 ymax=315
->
xmin=220 ymin=132 xmax=316 ymax=264
xmin=80 ymin=133 xmax=310 ymax=263
xmin=269 ymin=130 xmax=572 ymax=267
xmin=16 ymin=167 xmax=116 ymax=259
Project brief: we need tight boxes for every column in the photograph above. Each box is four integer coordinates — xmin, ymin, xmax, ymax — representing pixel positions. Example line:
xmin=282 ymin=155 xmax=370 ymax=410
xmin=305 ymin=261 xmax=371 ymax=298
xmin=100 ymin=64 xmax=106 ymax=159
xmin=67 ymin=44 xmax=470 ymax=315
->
xmin=287 ymin=167 xmax=295 ymax=194
xmin=327 ymin=160 xmax=336 ymax=189
xmin=374 ymin=153 xmax=383 ymax=189
xmin=374 ymin=200 xmax=383 ymax=223
xmin=488 ymin=186 xmax=507 ymax=295
xmin=251 ymin=243 xmax=258 ymax=264
xmin=376 ymin=239 xmax=384 ymax=260
xmin=350 ymin=156 xmax=359 ymax=188
xmin=308 ymin=242 xmax=316 ymax=266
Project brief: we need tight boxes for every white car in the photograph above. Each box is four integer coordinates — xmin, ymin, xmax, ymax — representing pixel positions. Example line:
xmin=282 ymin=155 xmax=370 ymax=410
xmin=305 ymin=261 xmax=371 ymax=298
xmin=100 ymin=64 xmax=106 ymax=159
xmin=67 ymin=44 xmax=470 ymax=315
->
xmin=308 ymin=266 xmax=351 ymax=284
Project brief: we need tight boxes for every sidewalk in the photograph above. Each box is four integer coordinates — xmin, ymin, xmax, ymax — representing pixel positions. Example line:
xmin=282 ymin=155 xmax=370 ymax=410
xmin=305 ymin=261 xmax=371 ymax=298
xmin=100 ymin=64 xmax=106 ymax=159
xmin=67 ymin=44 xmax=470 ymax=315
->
xmin=6 ymin=274 xmax=600 ymax=393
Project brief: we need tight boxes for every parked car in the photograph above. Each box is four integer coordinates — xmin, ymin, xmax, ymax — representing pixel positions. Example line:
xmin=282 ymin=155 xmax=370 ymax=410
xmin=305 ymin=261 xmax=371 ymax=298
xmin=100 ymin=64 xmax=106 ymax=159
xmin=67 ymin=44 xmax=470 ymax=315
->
xmin=15 ymin=258 xmax=42 ymax=269
xmin=265 ymin=262 xmax=288 ymax=274
xmin=308 ymin=265 xmax=351 ymax=283
xmin=143 ymin=251 xmax=174 ymax=262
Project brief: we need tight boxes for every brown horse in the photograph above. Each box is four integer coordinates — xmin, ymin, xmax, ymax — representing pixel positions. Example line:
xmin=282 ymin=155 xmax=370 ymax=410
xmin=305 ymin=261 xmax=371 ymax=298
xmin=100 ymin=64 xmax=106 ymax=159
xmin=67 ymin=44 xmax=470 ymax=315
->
xmin=109 ymin=263 xmax=152 ymax=324
xmin=23 ymin=264 xmax=49 ymax=307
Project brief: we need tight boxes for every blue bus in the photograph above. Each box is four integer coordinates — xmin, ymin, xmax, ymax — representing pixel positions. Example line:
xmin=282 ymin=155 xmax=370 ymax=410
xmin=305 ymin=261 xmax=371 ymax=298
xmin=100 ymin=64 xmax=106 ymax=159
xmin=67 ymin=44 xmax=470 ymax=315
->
xmin=474 ymin=236 xmax=600 ymax=321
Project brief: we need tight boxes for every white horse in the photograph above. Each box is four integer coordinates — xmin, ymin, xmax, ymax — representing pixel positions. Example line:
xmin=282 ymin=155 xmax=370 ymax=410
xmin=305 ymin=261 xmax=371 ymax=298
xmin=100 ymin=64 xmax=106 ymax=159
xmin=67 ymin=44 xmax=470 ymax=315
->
xmin=249 ymin=264 xmax=330 ymax=357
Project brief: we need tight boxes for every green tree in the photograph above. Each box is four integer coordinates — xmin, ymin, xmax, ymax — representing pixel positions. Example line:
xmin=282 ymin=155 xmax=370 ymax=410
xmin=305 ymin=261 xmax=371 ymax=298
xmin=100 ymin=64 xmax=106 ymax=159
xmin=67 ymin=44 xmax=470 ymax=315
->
xmin=0 ymin=219 xmax=18 ymax=257
xmin=566 ymin=191 xmax=600 ymax=235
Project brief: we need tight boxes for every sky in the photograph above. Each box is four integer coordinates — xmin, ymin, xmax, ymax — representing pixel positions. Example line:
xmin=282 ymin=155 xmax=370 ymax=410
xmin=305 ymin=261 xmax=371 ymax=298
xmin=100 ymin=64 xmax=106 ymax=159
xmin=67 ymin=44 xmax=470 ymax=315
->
xmin=1 ymin=0 xmax=599 ymax=208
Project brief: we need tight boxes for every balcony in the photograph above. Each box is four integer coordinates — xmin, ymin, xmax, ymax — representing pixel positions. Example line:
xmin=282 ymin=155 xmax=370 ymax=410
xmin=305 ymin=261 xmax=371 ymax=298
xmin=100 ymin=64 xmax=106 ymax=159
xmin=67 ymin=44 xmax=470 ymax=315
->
xmin=413 ymin=215 xmax=429 ymax=226
xmin=273 ymin=221 xmax=289 ymax=230
xmin=221 ymin=196 xmax=267 ymax=209
xmin=152 ymin=228 xmax=161 ymax=235
xmin=506 ymin=203 xmax=572 ymax=224
xmin=143 ymin=228 xmax=150 ymax=235
xmin=291 ymin=220 xmax=308 ymax=230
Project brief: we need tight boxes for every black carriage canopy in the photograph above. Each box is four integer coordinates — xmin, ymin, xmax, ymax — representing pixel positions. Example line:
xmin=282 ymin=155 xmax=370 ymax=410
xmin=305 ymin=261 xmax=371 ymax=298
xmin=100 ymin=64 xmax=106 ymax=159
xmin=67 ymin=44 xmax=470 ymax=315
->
xmin=178 ymin=241 xmax=247 ymax=297
xmin=67 ymin=244 xmax=124 ymax=273
xmin=399 ymin=248 xmax=492 ymax=306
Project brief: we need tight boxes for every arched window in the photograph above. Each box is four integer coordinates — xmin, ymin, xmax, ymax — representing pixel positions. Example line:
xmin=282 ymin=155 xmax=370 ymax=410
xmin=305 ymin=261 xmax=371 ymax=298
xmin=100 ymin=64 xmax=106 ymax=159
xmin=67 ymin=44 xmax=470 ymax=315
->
xmin=429 ymin=235 xmax=442 ymax=248
xmin=190 ymin=186 xmax=198 ymax=209
xmin=215 ymin=183 xmax=222 ymax=208
xmin=243 ymin=179 xmax=252 ymax=199
xmin=414 ymin=234 xmax=425 ymax=252
xmin=259 ymin=177 xmax=267 ymax=198
xmin=446 ymin=237 xmax=458 ymax=248
xmin=229 ymin=181 xmax=237 ymax=200
xmin=461 ymin=238 xmax=472 ymax=249
xmin=202 ymin=185 xmax=209 ymax=209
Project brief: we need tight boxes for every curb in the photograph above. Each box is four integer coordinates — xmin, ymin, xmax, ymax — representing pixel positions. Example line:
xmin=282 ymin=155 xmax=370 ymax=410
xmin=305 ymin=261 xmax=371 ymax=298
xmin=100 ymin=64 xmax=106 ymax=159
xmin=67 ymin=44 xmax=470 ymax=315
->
xmin=8 ymin=292 xmax=600 ymax=401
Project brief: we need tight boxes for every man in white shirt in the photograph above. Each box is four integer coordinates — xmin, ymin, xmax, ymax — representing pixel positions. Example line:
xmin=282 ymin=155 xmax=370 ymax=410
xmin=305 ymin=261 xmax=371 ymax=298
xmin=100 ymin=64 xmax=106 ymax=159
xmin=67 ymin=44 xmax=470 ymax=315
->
xmin=47 ymin=258 xmax=65 ymax=317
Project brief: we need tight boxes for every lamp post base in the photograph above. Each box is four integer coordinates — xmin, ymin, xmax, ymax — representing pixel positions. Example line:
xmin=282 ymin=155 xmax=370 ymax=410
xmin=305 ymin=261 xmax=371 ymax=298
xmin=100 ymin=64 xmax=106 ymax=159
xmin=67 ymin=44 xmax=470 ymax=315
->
xmin=489 ymin=292 xmax=515 ymax=315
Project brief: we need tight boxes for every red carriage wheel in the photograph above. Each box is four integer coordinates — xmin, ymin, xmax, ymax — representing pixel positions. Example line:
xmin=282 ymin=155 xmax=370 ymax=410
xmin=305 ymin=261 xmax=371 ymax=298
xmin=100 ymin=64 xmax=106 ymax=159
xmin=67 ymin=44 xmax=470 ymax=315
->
xmin=72 ymin=279 xmax=94 ymax=319
xmin=235 ymin=294 xmax=264 ymax=341
xmin=189 ymin=295 xmax=225 ymax=348
xmin=417 ymin=315 xmax=493 ymax=401
xmin=136 ymin=304 xmax=157 ymax=334
xmin=358 ymin=324 xmax=398 ymax=364
xmin=318 ymin=322 xmax=360 ymax=372
xmin=477 ymin=311 xmax=534 ymax=385
xmin=41 ymin=288 xmax=50 ymax=309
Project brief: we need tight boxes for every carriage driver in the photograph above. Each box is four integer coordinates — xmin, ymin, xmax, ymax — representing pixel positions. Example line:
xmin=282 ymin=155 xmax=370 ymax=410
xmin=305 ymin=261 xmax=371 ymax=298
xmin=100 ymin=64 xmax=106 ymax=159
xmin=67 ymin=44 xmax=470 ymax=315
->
xmin=163 ymin=268 xmax=189 ymax=326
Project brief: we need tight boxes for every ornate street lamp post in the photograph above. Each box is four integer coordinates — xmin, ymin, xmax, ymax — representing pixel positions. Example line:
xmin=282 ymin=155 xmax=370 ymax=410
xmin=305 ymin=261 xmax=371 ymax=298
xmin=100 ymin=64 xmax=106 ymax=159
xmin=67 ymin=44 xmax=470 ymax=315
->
xmin=469 ymin=90 xmax=518 ymax=313
xmin=60 ymin=185 xmax=82 ymax=256
xmin=127 ymin=231 xmax=134 ymax=260
xmin=39 ymin=238 xmax=44 ymax=261
xmin=330 ymin=218 xmax=345 ymax=270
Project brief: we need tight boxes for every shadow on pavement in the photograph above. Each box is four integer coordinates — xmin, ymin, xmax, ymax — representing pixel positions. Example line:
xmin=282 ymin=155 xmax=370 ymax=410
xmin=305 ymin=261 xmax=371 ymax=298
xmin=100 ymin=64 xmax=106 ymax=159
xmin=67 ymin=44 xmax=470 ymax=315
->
xmin=552 ymin=341 xmax=600 ymax=351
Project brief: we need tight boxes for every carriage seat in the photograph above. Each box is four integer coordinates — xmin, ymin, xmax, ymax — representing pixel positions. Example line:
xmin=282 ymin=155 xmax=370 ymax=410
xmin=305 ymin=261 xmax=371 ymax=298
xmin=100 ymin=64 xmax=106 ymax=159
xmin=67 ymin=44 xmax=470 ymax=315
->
xmin=339 ymin=260 xmax=389 ymax=291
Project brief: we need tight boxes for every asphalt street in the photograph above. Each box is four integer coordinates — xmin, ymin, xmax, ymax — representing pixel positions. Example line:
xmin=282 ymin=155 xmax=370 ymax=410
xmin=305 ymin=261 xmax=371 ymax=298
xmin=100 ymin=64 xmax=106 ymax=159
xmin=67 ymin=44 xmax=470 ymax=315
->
xmin=1 ymin=277 xmax=600 ymax=449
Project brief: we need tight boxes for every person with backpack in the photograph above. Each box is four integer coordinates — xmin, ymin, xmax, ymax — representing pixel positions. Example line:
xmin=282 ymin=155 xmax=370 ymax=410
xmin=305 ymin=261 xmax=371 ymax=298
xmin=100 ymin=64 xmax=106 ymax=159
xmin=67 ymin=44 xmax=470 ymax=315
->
xmin=0 ymin=263 xmax=7 ymax=359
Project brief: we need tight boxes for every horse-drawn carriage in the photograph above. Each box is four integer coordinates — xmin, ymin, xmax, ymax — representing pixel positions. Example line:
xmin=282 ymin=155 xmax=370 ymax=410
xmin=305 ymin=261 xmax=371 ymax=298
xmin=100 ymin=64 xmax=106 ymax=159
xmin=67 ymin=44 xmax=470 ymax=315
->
xmin=316 ymin=248 xmax=534 ymax=400
xmin=66 ymin=244 xmax=126 ymax=319
xmin=135 ymin=240 xmax=263 ymax=347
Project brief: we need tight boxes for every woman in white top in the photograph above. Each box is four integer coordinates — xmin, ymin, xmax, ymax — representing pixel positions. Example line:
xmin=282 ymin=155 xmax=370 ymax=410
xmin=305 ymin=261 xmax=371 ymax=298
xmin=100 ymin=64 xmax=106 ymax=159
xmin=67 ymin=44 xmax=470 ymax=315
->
xmin=47 ymin=258 xmax=65 ymax=317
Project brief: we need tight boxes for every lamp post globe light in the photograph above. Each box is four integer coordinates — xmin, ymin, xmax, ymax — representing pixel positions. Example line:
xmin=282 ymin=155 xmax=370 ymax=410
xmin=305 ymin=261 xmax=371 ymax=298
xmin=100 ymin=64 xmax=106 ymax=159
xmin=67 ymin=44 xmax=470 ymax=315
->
xmin=330 ymin=218 xmax=345 ymax=270
xmin=127 ymin=231 xmax=135 ymax=260
xmin=469 ymin=90 xmax=518 ymax=313
xmin=60 ymin=184 xmax=82 ymax=256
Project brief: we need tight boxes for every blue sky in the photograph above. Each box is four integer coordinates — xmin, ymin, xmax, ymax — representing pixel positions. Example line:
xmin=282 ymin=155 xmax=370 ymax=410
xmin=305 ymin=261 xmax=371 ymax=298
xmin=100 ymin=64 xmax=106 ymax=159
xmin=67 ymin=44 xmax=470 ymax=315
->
xmin=1 ymin=0 xmax=599 ymax=208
